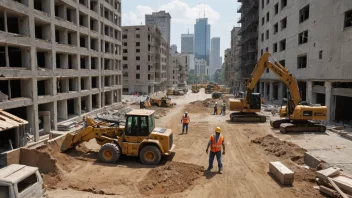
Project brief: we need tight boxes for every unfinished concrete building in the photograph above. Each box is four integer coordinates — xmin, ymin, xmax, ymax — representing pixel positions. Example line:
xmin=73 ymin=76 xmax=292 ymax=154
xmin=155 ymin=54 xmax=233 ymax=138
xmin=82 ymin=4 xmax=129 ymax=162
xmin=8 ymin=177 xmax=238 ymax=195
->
xmin=122 ymin=25 xmax=168 ymax=94
xmin=0 ymin=0 xmax=122 ymax=148
xmin=258 ymin=0 xmax=352 ymax=123
xmin=230 ymin=26 xmax=241 ymax=93
xmin=237 ymin=0 xmax=259 ymax=91
xmin=169 ymin=54 xmax=191 ymax=86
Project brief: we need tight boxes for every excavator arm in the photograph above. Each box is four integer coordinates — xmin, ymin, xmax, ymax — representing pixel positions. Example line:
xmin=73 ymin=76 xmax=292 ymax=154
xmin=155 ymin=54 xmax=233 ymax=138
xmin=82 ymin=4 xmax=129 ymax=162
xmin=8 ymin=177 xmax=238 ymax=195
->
xmin=244 ymin=52 xmax=301 ymax=115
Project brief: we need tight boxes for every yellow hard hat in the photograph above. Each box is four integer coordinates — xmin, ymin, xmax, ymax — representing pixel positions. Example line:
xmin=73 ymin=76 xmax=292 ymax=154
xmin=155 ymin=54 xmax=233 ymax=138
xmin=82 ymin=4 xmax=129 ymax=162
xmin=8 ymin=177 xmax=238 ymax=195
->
xmin=215 ymin=127 xmax=222 ymax=133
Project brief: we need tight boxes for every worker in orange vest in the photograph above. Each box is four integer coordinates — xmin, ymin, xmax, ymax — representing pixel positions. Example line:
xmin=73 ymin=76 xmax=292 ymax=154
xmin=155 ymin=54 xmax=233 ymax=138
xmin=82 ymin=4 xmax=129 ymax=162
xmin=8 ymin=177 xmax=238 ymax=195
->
xmin=206 ymin=127 xmax=225 ymax=174
xmin=180 ymin=111 xmax=190 ymax=134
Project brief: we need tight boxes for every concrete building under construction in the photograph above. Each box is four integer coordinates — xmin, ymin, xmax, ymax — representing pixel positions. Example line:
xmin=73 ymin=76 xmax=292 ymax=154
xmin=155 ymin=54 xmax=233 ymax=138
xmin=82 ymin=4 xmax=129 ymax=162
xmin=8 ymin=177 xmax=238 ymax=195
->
xmin=237 ymin=0 xmax=259 ymax=91
xmin=0 ymin=0 xmax=123 ymax=148
xmin=258 ymin=0 xmax=352 ymax=123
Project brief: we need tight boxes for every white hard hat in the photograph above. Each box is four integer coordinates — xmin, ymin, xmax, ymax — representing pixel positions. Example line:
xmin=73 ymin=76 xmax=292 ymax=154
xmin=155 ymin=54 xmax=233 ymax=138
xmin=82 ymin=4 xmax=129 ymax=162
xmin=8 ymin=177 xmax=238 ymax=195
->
xmin=216 ymin=102 xmax=218 ymax=104
xmin=185 ymin=111 xmax=188 ymax=114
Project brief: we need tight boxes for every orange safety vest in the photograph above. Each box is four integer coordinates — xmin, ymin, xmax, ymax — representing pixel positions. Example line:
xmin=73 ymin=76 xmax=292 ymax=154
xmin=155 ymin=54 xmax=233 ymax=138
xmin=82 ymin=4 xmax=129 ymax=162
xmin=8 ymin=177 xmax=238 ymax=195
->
xmin=182 ymin=115 xmax=190 ymax=124
xmin=210 ymin=135 xmax=224 ymax=152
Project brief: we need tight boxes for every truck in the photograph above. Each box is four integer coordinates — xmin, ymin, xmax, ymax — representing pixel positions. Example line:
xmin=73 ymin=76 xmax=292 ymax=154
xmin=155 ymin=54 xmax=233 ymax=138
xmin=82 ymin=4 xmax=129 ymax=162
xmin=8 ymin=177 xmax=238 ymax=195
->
xmin=0 ymin=164 xmax=46 ymax=198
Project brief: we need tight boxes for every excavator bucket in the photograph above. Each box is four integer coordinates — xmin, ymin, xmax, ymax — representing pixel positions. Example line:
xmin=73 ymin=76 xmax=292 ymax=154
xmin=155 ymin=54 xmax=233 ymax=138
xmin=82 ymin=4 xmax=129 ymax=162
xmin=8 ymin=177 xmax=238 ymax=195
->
xmin=60 ymin=133 xmax=75 ymax=152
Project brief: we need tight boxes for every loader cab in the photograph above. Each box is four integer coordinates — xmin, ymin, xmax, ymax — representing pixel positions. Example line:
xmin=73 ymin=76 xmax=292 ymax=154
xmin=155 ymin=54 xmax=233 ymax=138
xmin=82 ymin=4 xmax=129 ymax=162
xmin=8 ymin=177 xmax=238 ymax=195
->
xmin=124 ymin=110 xmax=155 ymax=142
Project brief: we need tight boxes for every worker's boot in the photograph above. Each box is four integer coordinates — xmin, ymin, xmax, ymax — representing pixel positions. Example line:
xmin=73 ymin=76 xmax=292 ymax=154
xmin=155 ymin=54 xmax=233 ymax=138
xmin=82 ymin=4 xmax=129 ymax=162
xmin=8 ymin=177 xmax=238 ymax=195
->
xmin=218 ymin=168 xmax=223 ymax=174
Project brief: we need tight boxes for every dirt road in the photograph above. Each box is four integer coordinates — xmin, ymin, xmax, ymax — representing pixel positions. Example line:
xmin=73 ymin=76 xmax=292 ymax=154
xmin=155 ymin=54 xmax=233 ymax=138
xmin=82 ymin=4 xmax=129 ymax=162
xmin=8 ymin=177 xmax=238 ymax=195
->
xmin=46 ymin=89 xmax=321 ymax=198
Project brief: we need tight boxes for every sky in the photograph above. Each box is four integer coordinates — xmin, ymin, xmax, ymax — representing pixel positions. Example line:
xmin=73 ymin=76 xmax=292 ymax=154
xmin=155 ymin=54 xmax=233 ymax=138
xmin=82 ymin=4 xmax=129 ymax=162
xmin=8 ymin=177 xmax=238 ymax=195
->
xmin=122 ymin=0 xmax=241 ymax=61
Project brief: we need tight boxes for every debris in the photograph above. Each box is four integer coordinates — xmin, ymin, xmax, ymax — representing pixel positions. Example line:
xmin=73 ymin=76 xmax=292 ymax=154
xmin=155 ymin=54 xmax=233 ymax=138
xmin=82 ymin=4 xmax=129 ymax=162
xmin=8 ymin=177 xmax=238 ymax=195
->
xmin=58 ymin=121 xmax=77 ymax=131
xmin=269 ymin=161 xmax=295 ymax=185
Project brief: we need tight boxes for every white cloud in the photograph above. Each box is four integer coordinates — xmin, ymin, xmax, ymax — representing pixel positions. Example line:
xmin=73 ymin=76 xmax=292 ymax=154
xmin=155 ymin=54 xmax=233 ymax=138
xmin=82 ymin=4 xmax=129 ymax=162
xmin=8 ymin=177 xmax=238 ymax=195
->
xmin=122 ymin=1 xmax=220 ymax=26
xmin=122 ymin=5 xmax=153 ymax=26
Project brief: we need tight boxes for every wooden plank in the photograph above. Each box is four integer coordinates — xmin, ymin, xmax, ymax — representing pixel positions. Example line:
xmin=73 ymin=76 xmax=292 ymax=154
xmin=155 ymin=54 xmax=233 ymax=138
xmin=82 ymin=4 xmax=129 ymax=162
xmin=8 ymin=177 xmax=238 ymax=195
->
xmin=269 ymin=161 xmax=294 ymax=185
xmin=319 ymin=185 xmax=339 ymax=197
xmin=328 ymin=177 xmax=349 ymax=198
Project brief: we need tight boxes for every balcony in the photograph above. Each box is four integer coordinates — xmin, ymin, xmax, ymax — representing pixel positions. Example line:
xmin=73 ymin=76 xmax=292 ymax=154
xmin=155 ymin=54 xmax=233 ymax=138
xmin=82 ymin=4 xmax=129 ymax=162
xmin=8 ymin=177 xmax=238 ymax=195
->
xmin=237 ymin=5 xmax=242 ymax=13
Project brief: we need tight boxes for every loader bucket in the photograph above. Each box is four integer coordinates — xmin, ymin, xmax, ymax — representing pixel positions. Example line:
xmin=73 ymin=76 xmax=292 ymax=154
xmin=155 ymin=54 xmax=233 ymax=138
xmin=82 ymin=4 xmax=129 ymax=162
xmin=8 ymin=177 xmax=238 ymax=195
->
xmin=60 ymin=133 xmax=75 ymax=152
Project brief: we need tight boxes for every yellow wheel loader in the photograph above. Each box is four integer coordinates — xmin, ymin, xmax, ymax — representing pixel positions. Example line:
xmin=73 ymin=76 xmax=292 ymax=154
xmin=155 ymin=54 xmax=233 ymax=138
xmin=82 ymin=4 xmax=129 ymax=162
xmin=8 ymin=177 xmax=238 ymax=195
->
xmin=60 ymin=109 xmax=175 ymax=165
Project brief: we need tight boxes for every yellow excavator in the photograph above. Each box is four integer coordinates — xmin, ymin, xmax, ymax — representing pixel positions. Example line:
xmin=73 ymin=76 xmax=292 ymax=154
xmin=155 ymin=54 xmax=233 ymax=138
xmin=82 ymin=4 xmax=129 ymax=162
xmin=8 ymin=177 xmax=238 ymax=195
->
xmin=60 ymin=109 xmax=175 ymax=165
xmin=229 ymin=52 xmax=327 ymax=133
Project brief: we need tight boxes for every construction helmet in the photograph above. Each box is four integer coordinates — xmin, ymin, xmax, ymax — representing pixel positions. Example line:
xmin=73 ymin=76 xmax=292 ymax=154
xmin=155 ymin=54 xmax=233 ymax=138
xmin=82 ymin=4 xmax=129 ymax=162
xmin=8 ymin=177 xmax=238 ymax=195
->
xmin=215 ymin=127 xmax=222 ymax=133
xmin=185 ymin=111 xmax=188 ymax=114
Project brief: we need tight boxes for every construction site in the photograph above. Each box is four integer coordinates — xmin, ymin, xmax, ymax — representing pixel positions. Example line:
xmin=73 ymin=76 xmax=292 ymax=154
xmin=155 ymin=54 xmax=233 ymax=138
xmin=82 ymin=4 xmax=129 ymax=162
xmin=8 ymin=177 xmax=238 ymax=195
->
xmin=0 ymin=86 xmax=350 ymax=198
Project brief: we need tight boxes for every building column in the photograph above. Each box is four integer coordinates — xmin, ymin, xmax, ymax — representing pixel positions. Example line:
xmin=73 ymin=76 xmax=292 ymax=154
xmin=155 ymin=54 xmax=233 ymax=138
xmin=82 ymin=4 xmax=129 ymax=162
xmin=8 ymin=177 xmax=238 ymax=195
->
xmin=278 ymin=82 xmax=284 ymax=101
xmin=263 ymin=82 xmax=268 ymax=100
xmin=325 ymin=82 xmax=335 ymax=123
xmin=269 ymin=82 xmax=274 ymax=101
xmin=306 ymin=81 xmax=313 ymax=103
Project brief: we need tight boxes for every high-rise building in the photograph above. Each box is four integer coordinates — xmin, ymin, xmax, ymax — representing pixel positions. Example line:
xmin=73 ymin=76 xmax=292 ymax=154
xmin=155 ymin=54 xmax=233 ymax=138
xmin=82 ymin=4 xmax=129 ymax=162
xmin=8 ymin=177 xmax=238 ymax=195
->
xmin=145 ymin=11 xmax=171 ymax=44
xmin=194 ymin=18 xmax=211 ymax=63
xmin=0 ymin=0 xmax=122 ymax=146
xmin=122 ymin=25 xmax=168 ymax=94
xmin=209 ymin=37 xmax=221 ymax=76
xmin=170 ymin=44 xmax=178 ymax=56
xmin=181 ymin=33 xmax=194 ymax=54
xmin=257 ymin=0 xmax=352 ymax=123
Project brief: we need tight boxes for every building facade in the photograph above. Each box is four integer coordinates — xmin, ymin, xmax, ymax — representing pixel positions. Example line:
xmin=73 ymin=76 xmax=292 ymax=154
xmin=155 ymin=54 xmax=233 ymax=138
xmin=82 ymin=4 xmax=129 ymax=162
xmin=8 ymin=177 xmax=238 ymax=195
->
xmin=122 ymin=25 xmax=168 ymax=94
xmin=145 ymin=11 xmax=171 ymax=45
xmin=223 ymin=49 xmax=232 ymax=86
xmin=195 ymin=59 xmax=208 ymax=77
xmin=181 ymin=33 xmax=194 ymax=54
xmin=237 ymin=0 xmax=259 ymax=88
xmin=258 ymin=0 xmax=352 ymax=123
xmin=194 ymin=18 xmax=211 ymax=63
xmin=169 ymin=54 xmax=191 ymax=86
xmin=209 ymin=37 xmax=221 ymax=77
xmin=230 ymin=27 xmax=242 ymax=93
xmin=0 ymin=0 xmax=123 ymax=145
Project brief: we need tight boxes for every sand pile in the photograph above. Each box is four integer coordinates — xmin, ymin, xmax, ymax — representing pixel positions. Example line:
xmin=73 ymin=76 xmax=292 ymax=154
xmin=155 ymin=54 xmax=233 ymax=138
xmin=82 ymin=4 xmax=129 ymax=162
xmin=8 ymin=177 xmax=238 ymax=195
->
xmin=251 ymin=134 xmax=307 ymax=164
xmin=138 ymin=161 xmax=204 ymax=195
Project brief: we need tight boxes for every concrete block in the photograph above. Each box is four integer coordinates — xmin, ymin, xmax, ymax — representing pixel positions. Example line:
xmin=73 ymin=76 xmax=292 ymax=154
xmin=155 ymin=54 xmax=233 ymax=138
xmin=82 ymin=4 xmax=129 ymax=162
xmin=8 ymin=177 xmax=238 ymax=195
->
xmin=317 ymin=168 xmax=340 ymax=181
xmin=0 ymin=148 xmax=21 ymax=168
xmin=269 ymin=161 xmax=294 ymax=185
xmin=304 ymin=152 xmax=322 ymax=168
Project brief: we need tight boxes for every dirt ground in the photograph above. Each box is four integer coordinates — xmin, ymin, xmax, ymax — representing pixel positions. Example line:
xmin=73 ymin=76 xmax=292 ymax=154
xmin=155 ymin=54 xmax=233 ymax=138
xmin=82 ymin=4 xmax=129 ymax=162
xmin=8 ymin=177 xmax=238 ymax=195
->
xmin=44 ymin=89 xmax=322 ymax=198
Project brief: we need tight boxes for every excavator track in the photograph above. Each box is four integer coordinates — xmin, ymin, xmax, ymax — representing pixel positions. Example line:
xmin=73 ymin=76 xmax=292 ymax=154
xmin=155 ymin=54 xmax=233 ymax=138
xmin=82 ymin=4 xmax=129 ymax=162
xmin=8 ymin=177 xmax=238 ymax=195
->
xmin=270 ymin=119 xmax=326 ymax=133
xmin=230 ymin=112 xmax=266 ymax=123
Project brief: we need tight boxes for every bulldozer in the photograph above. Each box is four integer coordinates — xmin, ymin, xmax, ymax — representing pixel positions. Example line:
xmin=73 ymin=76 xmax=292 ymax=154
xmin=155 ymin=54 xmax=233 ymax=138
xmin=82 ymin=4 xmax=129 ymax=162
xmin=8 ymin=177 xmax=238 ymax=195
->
xmin=150 ymin=97 xmax=175 ymax=107
xmin=60 ymin=109 xmax=175 ymax=165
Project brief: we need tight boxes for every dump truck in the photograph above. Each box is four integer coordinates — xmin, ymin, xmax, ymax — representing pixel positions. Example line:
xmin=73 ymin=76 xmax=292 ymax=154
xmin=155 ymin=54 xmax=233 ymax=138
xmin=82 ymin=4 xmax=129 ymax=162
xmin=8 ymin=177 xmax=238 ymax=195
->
xmin=61 ymin=109 xmax=175 ymax=165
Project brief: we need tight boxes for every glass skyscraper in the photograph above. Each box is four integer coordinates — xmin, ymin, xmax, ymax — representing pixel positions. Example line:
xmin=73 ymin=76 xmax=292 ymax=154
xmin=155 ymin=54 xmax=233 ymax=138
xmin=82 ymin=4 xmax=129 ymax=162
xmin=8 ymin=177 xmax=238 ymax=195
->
xmin=194 ymin=18 xmax=210 ymax=63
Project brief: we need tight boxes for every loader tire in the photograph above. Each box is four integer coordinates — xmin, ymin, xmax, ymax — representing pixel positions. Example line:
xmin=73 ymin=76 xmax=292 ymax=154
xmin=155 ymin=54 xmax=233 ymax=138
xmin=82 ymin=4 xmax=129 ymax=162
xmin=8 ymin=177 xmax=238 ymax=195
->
xmin=98 ymin=143 xmax=121 ymax=163
xmin=139 ymin=145 xmax=161 ymax=165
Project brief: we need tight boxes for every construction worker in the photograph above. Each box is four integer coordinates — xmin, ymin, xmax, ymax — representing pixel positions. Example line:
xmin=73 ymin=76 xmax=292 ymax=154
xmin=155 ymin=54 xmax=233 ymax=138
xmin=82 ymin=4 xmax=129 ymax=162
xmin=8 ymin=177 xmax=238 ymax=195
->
xmin=206 ymin=127 xmax=225 ymax=174
xmin=181 ymin=111 xmax=190 ymax=134
xmin=213 ymin=102 xmax=218 ymax=115
xmin=221 ymin=101 xmax=226 ymax=116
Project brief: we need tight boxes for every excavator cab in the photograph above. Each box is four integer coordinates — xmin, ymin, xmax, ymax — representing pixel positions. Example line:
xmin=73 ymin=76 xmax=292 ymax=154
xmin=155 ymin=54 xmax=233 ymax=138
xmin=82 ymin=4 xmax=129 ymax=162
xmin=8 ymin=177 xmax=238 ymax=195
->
xmin=249 ymin=93 xmax=261 ymax=110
